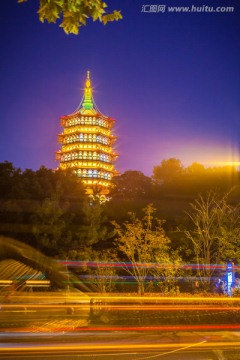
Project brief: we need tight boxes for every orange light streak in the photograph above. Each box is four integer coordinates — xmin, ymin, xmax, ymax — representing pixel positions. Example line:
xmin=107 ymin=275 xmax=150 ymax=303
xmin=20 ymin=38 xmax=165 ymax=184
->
xmin=1 ymin=340 xmax=240 ymax=353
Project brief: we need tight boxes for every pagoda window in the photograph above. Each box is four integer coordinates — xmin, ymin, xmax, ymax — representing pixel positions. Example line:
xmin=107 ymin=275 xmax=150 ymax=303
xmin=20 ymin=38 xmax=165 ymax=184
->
xmin=93 ymin=152 xmax=97 ymax=160
xmin=83 ymin=151 xmax=87 ymax=159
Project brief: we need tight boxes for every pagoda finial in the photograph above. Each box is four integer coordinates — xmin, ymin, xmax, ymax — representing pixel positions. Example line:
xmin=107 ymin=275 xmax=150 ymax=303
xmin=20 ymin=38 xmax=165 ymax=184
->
xmin=82 ymin=71 xmax=93 ymax=110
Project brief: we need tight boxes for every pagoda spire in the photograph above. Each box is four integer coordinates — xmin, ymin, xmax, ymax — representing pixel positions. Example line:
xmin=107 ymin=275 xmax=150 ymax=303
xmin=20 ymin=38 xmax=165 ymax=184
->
xmin=82 ymin=71 xmax=94 ymax=110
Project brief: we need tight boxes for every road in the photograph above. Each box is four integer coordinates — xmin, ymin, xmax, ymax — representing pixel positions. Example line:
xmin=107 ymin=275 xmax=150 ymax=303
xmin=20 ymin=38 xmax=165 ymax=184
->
xmin=1 ymin=329 xmax=240 ymax=359
xmin=1 ymin=296 xmax=240 ymax=359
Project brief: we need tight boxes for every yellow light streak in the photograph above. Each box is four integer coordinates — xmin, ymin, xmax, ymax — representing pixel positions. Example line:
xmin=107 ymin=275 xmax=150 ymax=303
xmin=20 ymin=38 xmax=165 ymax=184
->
xmin=1 ymin=340 xmax=240 ymax=353
xmin=86 ymin=294 xmax=240 ymax=303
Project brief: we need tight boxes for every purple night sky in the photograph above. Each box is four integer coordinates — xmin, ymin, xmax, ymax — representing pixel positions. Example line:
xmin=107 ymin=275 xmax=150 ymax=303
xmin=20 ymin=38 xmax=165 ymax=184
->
xmin=0 ymin=1 xmax=239 ymax=176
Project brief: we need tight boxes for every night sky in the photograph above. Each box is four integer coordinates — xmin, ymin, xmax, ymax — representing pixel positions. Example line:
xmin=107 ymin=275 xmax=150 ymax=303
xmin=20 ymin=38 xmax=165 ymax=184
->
xmin=0 ymin=0 xmax=239 ymax=176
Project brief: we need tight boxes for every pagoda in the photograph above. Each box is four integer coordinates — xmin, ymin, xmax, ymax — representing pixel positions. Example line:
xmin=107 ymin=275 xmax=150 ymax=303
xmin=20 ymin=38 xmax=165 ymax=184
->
xmin=56 ymin=72 xmax=118 ymax=195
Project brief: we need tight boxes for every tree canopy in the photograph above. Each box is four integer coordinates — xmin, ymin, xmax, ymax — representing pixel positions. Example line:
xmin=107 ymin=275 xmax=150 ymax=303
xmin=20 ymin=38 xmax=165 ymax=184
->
xmin=153 ymin=158 xmax=184 ymax=184
xmin=110 ymin=170 xmax=152 ymax=199
xmin=18 ymin=0 xmax=122 ymax=34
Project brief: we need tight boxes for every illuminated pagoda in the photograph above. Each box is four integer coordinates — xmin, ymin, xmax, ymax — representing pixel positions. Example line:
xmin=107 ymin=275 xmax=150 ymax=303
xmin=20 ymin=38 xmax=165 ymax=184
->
xmin=56 ymin=71 xmax=118 ymax=195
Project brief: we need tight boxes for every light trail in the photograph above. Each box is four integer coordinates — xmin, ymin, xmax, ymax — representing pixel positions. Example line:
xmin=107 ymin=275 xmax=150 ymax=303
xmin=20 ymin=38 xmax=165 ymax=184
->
xmin=3 ymin=324 xmax=240 ymax=333
xmin=1 ymin=339 xmax=240 ymax=353
xmin=86 ymin=295 xmax=240 ymax=302
xmin=2 ymin=303 xmax=240 ymax=311
xmin=60 ymin=260 xmax=238 ymax=270
xmin=136 ymin=340 xmax=207 ymax=359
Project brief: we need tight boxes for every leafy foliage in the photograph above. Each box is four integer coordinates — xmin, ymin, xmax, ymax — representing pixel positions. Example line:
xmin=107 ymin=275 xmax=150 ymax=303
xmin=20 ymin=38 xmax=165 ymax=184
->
xmin=80 ymin=248 xmax=118 ymax=294
xmin=32 ymin=195 xmax=71 ymax=255
xmin=114 ymin=204 xmax=178 ymax=295
xmin=18 ymin=0 xmax=122 ymax=34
